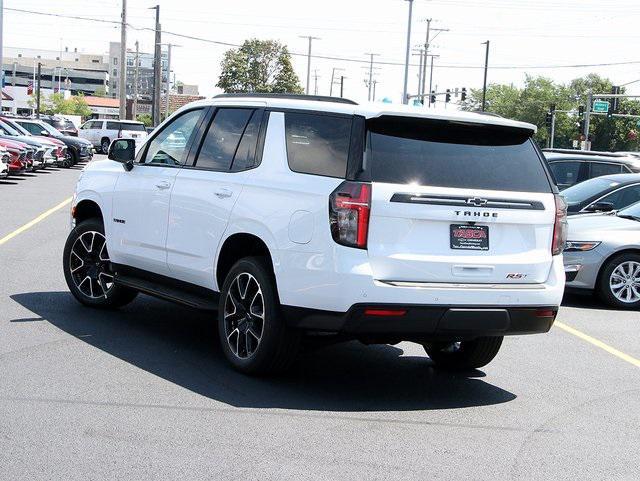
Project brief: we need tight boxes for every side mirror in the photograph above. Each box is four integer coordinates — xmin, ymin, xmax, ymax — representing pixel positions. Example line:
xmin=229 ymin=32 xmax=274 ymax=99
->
xmin=585 ymin=201 xmax=615 ymax=213
xmin=40 ymin=130 xmax=50 ymax=137
xmin=108 ymin=138 xmax=135 ymax=171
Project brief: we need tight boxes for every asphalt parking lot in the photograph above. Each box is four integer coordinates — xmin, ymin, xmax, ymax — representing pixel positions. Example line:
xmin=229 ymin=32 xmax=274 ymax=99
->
xmin=1 ymin=158 xmax=639 ymax=480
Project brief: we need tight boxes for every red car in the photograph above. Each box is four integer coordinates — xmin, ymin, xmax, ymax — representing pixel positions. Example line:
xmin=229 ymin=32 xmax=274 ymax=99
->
xmin=0 ymin=137 xmax=30 ymax=174
xmin=1 ymin=117 xmax=66 ymax=167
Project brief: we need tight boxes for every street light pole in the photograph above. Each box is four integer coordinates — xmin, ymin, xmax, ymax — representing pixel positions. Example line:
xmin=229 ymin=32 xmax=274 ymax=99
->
xmin=481 ymin=40 xmax=490 ymax=112
xmin=402 ymin=0 xmax=414 ymax=105
xmin=150 ymin=5 xmax=161 ymax=126
xmin=119 ymin=0 xmax=127 ymax=120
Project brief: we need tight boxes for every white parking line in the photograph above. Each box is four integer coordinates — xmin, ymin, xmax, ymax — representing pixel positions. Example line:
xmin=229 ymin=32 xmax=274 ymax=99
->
xmin=0 ymin=197 xmax=72 ymax=246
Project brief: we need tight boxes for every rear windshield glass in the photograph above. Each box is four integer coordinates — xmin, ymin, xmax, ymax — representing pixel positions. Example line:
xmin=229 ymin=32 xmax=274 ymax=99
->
xmin=122 ymin=123 xmax=146 ymax=132
xmin=366 ymin=117 xmax=552 ymax=193
xmin=561 ymin=177 xmax=619 ymax=206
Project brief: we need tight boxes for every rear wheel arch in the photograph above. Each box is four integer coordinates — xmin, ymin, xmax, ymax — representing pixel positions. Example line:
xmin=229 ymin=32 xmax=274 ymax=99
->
xmin=216 ymin=233 xmax=275 ymax=292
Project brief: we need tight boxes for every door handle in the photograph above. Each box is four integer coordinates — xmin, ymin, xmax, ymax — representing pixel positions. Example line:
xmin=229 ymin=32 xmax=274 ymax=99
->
xmin=156 ymin=181 xmax=171 ymax=190
xmin=214 ymin=188 xmax=233 ymax=199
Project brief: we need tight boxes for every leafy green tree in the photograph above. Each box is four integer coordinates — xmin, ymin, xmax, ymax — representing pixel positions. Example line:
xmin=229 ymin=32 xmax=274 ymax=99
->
xmin=29 ymin=92 xmax=92 ymax=118
xmin=93 ymin=86 xmax=108 ymax=97
xmin=217 ymin=39 xmax=303 ymax=94
xmin=136 ymin=113 xmax=153 ymax=127
xmin=462 ymin=73 xmax=640 ymax=151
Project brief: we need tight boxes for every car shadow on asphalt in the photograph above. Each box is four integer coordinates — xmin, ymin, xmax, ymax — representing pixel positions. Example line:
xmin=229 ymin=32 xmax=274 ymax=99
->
xmin=11 ymin=291 xmax=517 ymax=412
xmin=562 ymin=293 xmax=612 ymax=310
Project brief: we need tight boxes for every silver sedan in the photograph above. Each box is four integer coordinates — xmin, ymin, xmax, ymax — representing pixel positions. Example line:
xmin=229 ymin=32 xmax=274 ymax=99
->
xmin=564 ymin=202 xmax=640 ymax=308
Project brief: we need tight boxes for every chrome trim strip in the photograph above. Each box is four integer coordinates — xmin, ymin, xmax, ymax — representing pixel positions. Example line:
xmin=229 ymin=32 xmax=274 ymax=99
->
xmin=379 ymin=280 xmax=546 ymax=290
xmin=390 ymin=193 xmax=545 ymax=211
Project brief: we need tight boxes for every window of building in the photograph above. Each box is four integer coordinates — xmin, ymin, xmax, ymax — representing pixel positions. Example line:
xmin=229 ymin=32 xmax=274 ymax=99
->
xmin=113 ymin=57 xmax=118 ymax=65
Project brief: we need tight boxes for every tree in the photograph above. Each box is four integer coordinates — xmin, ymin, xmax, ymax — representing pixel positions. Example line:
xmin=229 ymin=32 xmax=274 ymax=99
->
xmin=93 ymin=86 xmax=107 ymax=97
xmin=28 ymin=92 xmax=92 ymax=118
xmin=217 ymin=39 xmax=303 ymax=94
xmin=461 ymin=73 xmax=640 ymax=151
xmin=137 ymin=113 xmax=153 ymax=127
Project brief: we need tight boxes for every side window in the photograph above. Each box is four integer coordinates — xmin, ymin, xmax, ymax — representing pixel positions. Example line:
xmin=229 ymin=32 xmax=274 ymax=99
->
xmin=549 ymin=161 xmax=581 ymax=187
xmin=195 ymin=108 xmax=254 ymax=171
xmin=21 ymin=122 xmax=41 ymax=135
xmin=231 ymin=111 xmax=262 ymax=172
xmin=599 ymin=185 xmax=640 ymax=210
xmin=106 ymin=121 xmax=120 ymax=131
xmin=142 ymin=108 xmax=203 ymax=166
xmin=590 ymin=162 xmax=623 ymax=178
xmin=284 ymin=112 xmax=352 ymax=178
xmin=90 ymin=121 xmax=103 ymax=129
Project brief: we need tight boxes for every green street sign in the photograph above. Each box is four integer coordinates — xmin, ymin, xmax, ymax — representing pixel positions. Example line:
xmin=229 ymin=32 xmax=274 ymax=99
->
xmin=593 ymin=100 xmax=610 ymax=113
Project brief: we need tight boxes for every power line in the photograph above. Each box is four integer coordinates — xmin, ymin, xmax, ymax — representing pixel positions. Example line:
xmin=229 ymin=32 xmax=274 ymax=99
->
xmin=7 ymin=7 xmax=640 ymax=71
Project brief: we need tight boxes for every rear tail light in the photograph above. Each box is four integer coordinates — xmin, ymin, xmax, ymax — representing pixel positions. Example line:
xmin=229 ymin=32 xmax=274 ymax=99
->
xmin=552 ymin=194 xmax=568 ymax=256
xmin=329 ymin=181 xmax=372 ymax=249
xmin=364 ymin=308 xmax=407 ymax=317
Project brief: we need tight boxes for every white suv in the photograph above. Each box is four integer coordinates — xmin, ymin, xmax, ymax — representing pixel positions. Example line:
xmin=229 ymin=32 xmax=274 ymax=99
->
xmin=78 ymin=119 xmax=148 ymax=154
xmin=64 ymin=94 xmax=567 ymax=374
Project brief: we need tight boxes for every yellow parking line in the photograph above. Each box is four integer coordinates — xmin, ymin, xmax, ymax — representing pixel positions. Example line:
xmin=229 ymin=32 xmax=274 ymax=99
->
xmin=0 ymin=196 xmax=72 ymax=247
xmin=555 ymin=320 xmax=640 ymax=368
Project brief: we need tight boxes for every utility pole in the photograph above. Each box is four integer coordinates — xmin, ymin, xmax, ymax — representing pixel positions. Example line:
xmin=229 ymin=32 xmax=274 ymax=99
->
xmin=550 ymin=112 xmax=556 ymax=149
xmin=133 ymin=40 xmax=139 ymax=119
xmin=428 ymin=54 xmax=438 ymax=107
xmin=372 ymin=79 xmax=378 ymax=102
xmin=402 ymin=0 xmax=414 ymax=104
xmin=415 ymin=49 xmax=424 ymax=98
xmin=300 ymin=36 xmax=320 ymax=95
xmin=119 ymin=0 xmax=127 ymax=120
xmin=421 ymin=18 xmax=431 ymax=98
xmin=481 ymin=40 xmax=490 ymax=112
xmin=150 ymin=5 xmax=161 ymax=126
xmin=165 ymin=44 xmax=173 ymax=120
xmin=36 ymin=62 xmax=41 ymax=119
xmin=340 ymin=76 xmax=345 ymax=98
xmin=329 ymin=67 xmax=344 ymax=96
xmin=365 ymin=53 xmax=379 ymax=102
xmin=583 ymin=91 xmax=592 ymax=151
xmin=313 ymin=69 xmax=320 ymax=95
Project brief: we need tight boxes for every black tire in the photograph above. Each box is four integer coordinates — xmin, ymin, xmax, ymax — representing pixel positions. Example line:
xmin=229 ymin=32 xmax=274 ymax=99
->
xmin=101 ymin=138 xmax=110 ymax=155
xmin=217 ymin=257 xmax=300 ymax=375
xmin=423 ymin=336 xmax=503 ymax=370
xmin=63 ymin=218 xmax=138 ymax=309
xmin=69 ymin=149 xmax=78 ymax=166
xmin=597 ymin=253 xmax=640 ymax=309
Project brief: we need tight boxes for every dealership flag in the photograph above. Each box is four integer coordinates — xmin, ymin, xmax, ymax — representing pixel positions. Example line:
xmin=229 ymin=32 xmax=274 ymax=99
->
xmin=27 ymin=81 xmax=34 ymax=95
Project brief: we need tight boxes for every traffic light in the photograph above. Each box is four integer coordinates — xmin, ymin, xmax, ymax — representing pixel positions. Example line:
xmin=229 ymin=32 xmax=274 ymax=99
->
xmin=461 ymin=87 xmax=467 ymax=101
xmin=578 ymin=119 xmax=585 ymax=135
xmin=545 ymin=113 xmax=553 ymax=128
xmin=430 ymin=91 xmax=436 ymax=104
xmin=549 ymin=103 xmax=556 ymax=114
xmin=445 ymin=89 xmax=451 ymax=103
xmin=611 ymin=85 xmax=620 ymax=113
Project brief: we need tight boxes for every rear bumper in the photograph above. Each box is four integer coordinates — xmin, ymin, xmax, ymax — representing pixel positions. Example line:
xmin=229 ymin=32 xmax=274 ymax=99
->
xmin=282 ymin=304 xmax=557 ymax=340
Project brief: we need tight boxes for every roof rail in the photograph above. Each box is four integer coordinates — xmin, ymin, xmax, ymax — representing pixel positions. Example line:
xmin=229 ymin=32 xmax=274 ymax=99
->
xmin=470 ymin=110 xmax=504 ymax=118
xmin=542 ymin=148 xmax=629 ymax=158
xmin=212 ymin=93 xmax=358 ymax=105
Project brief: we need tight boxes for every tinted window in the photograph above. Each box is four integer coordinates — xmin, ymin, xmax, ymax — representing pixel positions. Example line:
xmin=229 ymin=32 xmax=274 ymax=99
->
xmin=90 ymin=121 xmax=103 ymax=129
xmin=366 ymin=117 xmax=551 ymax=192
xmin=143 ymin=109 xmax=203 ymax=166
xmin=231 ymin=111 xmax=262 ymax=172
xmin=195 ymin=108 xmax=253 ymax=171
xmin=122 ymin=123 xmax=146 ymax=132
xmin=591 ymin=162 xmax=623 ymax=178
xmin=549 ymin=161 xmax=581 ymax=188
xmin=106 ymin=121 xmax=120 ymax=130
xmin=285 ymin=112 xmax=351 ymax=178
xmin=599 ymin=185 xmax=640 ymax=210
xmin=17 ymin=121 xmax=41 ymax=135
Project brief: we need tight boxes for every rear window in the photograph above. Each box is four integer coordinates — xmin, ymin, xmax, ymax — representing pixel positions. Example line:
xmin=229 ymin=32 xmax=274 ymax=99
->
xmin=365 ymin=117 xmax=552 ymax=193
xmin=285 ymin=112 xmax=351 ymax=178
xmin=122 ymin=123 xmax=146 ymax=132
xmin=562 ymin=177 xmax=619 ymax=206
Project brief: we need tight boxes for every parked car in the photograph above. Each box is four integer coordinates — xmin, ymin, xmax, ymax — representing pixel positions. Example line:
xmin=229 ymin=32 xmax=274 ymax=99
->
xmin=543 ymin=149 xmax=640 ymax=189
xmin=0 ymin=148 xmax=9 ymax=179
xmin=38 ymin=115 xmax=78 ymax=137
xmin=78 ymin=119 xmax=148 ymax=154
xmin=0 ymin=137 xmax=29 ymax=174
xmin=13 ymin=118 xmax=93 ymax=167
xmin=0 ymin=118 xmax=57 ymax=171
xmin=564 ymin=201 xmax=640 ymax=308
xmin=1 ymin=116 xmax=65 ymax=168
xmin=561 ymin=174 xmax=640 ymax=215
xmin=64 ymin=94 xmax=566 ymax=374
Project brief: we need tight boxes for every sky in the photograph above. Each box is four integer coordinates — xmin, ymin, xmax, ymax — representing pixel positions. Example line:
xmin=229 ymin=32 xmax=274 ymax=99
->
xmin=4 ymin=0 xmax=640 ymax=105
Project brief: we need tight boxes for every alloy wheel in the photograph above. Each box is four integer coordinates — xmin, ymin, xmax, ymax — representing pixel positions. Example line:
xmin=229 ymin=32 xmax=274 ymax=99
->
xmin=609 ymin=260 xmax=640 ymax=303
xmin=69 ymin=231 xmax=114 ymax=299
xmin=223 ymin=272 xmax=265 ymax=359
